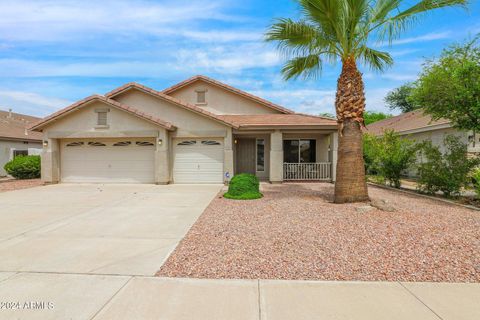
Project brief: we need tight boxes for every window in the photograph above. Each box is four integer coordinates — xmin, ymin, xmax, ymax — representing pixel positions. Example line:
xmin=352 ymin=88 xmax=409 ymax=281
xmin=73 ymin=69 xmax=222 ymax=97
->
xmin=196 ymin=91 xmax=206 ymax=104
xmin=66 ymin=142 xmax=84 ymax=147
xmin=113 ymin=141 xmax=131 ymax=146
xmin=177 ymin=141 xmax=197 ymax=146
xmin=136 ymin=141 xmax=154 ymax=146
xmin=201 ymin=140 xmax=221 ymax=146
xmin=257 ymin=139 xmax=265 ymax=171
xmin=88 ymin=142 xmax=106 ymax=146
xmin=13 ymin=150 xmax=28 ymax=158
xmin=97 ymin=111 xmax=108 ymax=126
xmin=283 ymin=140 xmax=316 ymax=163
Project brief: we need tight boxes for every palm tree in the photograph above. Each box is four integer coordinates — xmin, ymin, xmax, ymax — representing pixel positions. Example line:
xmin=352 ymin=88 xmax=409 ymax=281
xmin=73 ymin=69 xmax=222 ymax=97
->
xmin=266 ymin=0 xmax=467 ymax=203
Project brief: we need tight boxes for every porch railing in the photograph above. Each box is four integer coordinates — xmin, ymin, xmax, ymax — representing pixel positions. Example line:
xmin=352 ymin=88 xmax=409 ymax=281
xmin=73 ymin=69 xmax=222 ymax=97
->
xmin=283 ymin=162 xmax=332 ymax=181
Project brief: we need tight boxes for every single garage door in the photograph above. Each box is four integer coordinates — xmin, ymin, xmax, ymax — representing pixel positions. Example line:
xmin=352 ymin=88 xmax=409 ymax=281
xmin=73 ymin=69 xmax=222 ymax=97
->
xmin=173 ymin=139 xmax=224 ymax=184
xmin=61 ymin=139 xmax=155 ymax=183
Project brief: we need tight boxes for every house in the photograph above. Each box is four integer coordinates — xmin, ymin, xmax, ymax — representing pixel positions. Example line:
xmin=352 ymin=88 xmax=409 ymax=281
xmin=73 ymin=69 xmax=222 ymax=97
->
xmin=366 ymin=109 xmax=479 ymax=176
xmin=31 ymin=75 xmax=338 ymax=184
xmin=0 ymin=109 xmax=42 ymax=177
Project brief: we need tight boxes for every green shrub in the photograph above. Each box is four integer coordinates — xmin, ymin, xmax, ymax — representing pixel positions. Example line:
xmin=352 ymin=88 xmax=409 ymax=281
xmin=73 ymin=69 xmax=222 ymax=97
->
xmin=471 ymin=167 xmax=480 ymax=198
xmin=224 ymin=173 xmax=263 ymax=200
xmin=417 ymin=135 xmax=479 ymax=197
xmin=363 ymin=131 xmax=418 ymax=188
xmin=4 ymin=155 xmax=41 ymax=179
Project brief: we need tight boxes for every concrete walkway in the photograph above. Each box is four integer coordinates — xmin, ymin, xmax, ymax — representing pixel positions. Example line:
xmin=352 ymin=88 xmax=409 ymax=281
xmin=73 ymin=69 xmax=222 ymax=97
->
xmin=0 ymin=272 xmax=478 ymax=320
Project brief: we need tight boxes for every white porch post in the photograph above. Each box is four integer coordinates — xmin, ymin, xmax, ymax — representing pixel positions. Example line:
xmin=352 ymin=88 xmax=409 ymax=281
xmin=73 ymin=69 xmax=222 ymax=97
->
xmin=41 ymin=138 xmax=60 ymax=184
xmin=269 ymin=130 xmax=283 ymax=183
xmin=155 ymin=128 xmax=170 ymax=184
xmin=224 ymin=128 xmax=234 ymax=183
xmin=329 ymin=132 xmax=338 ymax=182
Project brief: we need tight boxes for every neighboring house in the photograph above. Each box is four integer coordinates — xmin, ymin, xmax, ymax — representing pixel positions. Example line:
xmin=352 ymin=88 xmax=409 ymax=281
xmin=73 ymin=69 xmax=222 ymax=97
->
xmin=31 ymin=75 xmax=338 ymax=184
xmin=0 ymin=109 xmax=43 ymax=177
xmin=366 ymin=109 xmax=479 ymax=176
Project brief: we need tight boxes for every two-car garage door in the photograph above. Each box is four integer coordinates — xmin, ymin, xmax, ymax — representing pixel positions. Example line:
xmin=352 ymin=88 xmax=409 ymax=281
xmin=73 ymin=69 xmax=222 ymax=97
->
xmin=60 ymin=138 xmax=224 ymax=184
xmin=61 ymin=139 xmax=155 ymax=183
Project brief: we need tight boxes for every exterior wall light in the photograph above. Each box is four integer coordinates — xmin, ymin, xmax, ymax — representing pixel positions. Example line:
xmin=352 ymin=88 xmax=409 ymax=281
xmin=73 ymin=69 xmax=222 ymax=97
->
xmin=158 ymin=139 xmax=163 ymax=146
xmin=234 ymin=139 xmax=238 ymax=144
xmin=43 ymin=140 xmax=49 ymax=147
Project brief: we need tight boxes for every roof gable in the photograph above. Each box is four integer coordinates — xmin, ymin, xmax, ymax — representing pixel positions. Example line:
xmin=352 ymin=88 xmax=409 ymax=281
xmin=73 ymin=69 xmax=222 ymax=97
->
xmin=30 ymin=95 xmax=176 ymax=131
xmin=0 ymin=110 xmax=42 ymax=141
xmin=161 ymin=75 xmax=294 ymax=114
xmin=105 ymin=82 xmax=239 ymax=128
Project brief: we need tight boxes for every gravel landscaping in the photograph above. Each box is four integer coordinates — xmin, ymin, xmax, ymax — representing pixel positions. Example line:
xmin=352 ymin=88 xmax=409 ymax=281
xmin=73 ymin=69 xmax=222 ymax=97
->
xmin=157 ymin=183 xmax=480 ymax=282
xmin=0 ymin=179 xmax=43 ymax=192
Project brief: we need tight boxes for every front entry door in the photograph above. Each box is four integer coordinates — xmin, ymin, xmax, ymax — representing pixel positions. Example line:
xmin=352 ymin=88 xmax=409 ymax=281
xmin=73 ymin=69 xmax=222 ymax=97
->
xmin=236 ymin=138 xmax=256 ymax=175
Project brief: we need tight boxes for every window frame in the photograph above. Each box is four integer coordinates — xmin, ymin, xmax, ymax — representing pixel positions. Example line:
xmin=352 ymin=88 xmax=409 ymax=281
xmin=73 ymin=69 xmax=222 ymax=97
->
xmin=256 ymin=138 xmax=265 ymax=172
xmin=195 ymin=89 xmax=208 ymax=105
xmin=13 ymin=150 xmax=28 ymax=158
xmin=283 ymin=139 xmax=316 ymax=163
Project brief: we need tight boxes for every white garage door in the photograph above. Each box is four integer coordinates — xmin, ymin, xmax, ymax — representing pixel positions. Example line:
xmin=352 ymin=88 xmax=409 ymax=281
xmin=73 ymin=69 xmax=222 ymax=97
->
xmin=61 ymin=139 xmax=155 ymax=183
xmin=173 ymin=139 xmax=224 ymax=184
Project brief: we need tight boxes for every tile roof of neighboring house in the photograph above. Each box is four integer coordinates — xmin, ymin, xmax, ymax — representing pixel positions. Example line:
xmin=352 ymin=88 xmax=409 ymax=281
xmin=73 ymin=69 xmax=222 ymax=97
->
xmin=30 ymin=95 xmax=176 ymax=131
xmin=104 ymin=82 xmax=240 ymax=128
xmin=366 ymin=109 xmax=451 ymax=135
xmin=217 ymin=114 xmax=338 ymax=129
xmin=0 ymin=110 xmax=42 ymax=141
xmin=161 ymin=75 xmax=295 ymax=114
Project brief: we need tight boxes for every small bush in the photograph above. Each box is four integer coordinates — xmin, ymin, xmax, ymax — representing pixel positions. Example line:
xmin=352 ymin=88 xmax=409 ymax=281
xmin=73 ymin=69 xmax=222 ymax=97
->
xmin=4 ymin=155 xmax=41 ymax=179
xmin=363 ymin=131 xmax=418 ymax=188
xmin=417 ymin=135 xmax=479 ymax=197
xmin=470 ymin=167 xmax=480 ymax=199
xmin=224 ymin=173 xmax=263 ymax=200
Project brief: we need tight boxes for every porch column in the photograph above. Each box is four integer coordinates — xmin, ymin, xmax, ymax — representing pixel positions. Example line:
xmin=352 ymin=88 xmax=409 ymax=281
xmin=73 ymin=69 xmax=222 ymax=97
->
xmin=269 ymin=130 xmax=283 ymax=183
xmin=224 ymin=128 xmax=234 ymax=183
xmin=41 ymin=138 xmax=60 ymax=184
xmin=155 ymin=128 xmax=170 ymax=184
xmin=329 ymin=132 xmax=338 ymax=182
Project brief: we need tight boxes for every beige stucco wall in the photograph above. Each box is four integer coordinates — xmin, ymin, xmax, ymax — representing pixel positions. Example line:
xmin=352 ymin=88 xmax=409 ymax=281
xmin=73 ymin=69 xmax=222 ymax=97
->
xmin=168 ymin=81 xmax=282 ymax=115
xmin=113 ymin=89 xmax=229 ymax=137
xmin=400 ymin=127 xmax=468 ymax=177
xmin=0 ymin=140 xmax=42 ymax=176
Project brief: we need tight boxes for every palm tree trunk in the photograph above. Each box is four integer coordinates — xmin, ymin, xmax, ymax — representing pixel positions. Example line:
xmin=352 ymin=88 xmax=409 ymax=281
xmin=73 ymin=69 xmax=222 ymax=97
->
xmin=334 ymin=57 xmax=369 ymax=203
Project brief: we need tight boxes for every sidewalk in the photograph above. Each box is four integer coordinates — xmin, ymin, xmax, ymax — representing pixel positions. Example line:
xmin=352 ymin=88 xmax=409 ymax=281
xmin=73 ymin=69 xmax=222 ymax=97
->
xmin=0 ymin=272 xmax=478 ymax=320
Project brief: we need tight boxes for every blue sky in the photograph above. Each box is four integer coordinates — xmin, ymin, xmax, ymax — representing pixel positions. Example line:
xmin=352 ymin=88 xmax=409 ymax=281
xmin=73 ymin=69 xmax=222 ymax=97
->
xmin=0 ymin=0 xmax=479 ymax=117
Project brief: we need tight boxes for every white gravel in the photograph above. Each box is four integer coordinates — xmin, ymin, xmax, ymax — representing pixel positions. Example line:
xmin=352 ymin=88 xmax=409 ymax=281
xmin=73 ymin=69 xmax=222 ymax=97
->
xmin=157 ymin=183 xmax=480 ymax=282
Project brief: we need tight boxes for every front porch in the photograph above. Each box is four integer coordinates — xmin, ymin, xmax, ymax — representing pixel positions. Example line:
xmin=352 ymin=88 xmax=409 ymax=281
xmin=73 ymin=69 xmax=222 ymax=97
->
xmin=232 ymin=129 xmax=338 ymax=183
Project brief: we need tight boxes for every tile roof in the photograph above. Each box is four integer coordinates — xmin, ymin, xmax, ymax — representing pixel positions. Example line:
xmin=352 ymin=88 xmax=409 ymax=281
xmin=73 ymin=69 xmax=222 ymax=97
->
xmin=104 ymin=82 xmax=240 ymax=128
xmin=161 ymin=75 xmax=295 ymax=114
xmin=0 ymin=110 xmax=42 ymax=141
xmin=366 ymin=109 xmax=451 ymax=135
xmin=217 ymin=114 xmax=338 ymax=129
xmin=29 ymin=95 xmax=176 ymax=131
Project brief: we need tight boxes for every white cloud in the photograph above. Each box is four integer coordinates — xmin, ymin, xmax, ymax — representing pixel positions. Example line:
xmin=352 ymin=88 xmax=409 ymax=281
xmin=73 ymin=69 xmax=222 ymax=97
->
xmin=0 ymin=0 xmax=237 ymax=42
xmin=0 ymin=91 xmax=71 ymax=116
xmin=387 ymin=31 xmax=452 ymax=46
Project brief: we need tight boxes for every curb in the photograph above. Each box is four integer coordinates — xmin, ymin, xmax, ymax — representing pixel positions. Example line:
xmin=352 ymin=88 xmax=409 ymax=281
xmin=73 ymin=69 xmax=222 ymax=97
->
xmin=367 ymin=182 xmax=480 ymax=212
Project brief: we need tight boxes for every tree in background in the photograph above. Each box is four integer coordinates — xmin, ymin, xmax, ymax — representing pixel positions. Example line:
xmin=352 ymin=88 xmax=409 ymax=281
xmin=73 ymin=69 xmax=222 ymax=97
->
xmin=265 ymin=0 xmax=467 ymax=203
xmin=411 ymin=36 xmax=480 ymax=140
xmin=364 ymin=111 xmax=392 ymax=125
xmin=319 ymin=112 xmax=336 ymax=119
xmin=385 ymin=83 xmax=417 ymax=113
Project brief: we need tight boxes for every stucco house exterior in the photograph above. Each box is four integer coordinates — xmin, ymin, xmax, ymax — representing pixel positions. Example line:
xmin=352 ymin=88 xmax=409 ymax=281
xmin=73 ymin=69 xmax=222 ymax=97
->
xmin=31 ymin=75 xmax=338 ymax=184
xmin=366 ymin=109 xmax=479 ymax=176
xmin=0 ymin=109 xmax=42 ymax=177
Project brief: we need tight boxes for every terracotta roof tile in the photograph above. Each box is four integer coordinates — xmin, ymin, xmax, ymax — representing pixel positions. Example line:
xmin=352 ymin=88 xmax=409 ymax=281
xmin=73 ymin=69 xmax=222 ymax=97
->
xmin=105 ymin=82 xmax=240 ymax=128
xmin=0 ymin=110 xmax=42 ymax=141
xmin=366 ymin=110 xmax=451 ymax=135
xmin=217 ymin=114 xmax=337 ymax=128
xmin=161 ymin=75 xmax=295 ymax=114
xmin=29 ymin=95 xmax=176 ymax=131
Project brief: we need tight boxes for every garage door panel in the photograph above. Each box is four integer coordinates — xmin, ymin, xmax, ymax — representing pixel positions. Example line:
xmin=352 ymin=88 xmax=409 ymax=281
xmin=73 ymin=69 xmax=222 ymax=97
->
xmin=61 ymin=139 xmax=155 ymax=184
xmin=173 ymin=139 xmax=224 ymax=184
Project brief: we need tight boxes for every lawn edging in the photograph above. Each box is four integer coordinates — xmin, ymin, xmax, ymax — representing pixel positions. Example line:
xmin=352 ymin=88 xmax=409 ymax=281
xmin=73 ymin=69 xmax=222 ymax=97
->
xmin=367 ymin=182 xmax=480 ymax=212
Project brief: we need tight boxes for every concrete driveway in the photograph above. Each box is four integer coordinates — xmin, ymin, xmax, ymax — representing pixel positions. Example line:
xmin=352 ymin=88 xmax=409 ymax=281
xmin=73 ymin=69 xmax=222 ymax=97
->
xmin=0 ymin=183 xmax=222 ymax=276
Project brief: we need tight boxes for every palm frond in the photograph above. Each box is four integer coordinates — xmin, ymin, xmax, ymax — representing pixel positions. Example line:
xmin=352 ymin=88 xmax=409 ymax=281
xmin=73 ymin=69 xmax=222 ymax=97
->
xmin=281 ymin=55 xmax=322 ymax=80
xmin=356 ymin=47 xmax=393 ymax=71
